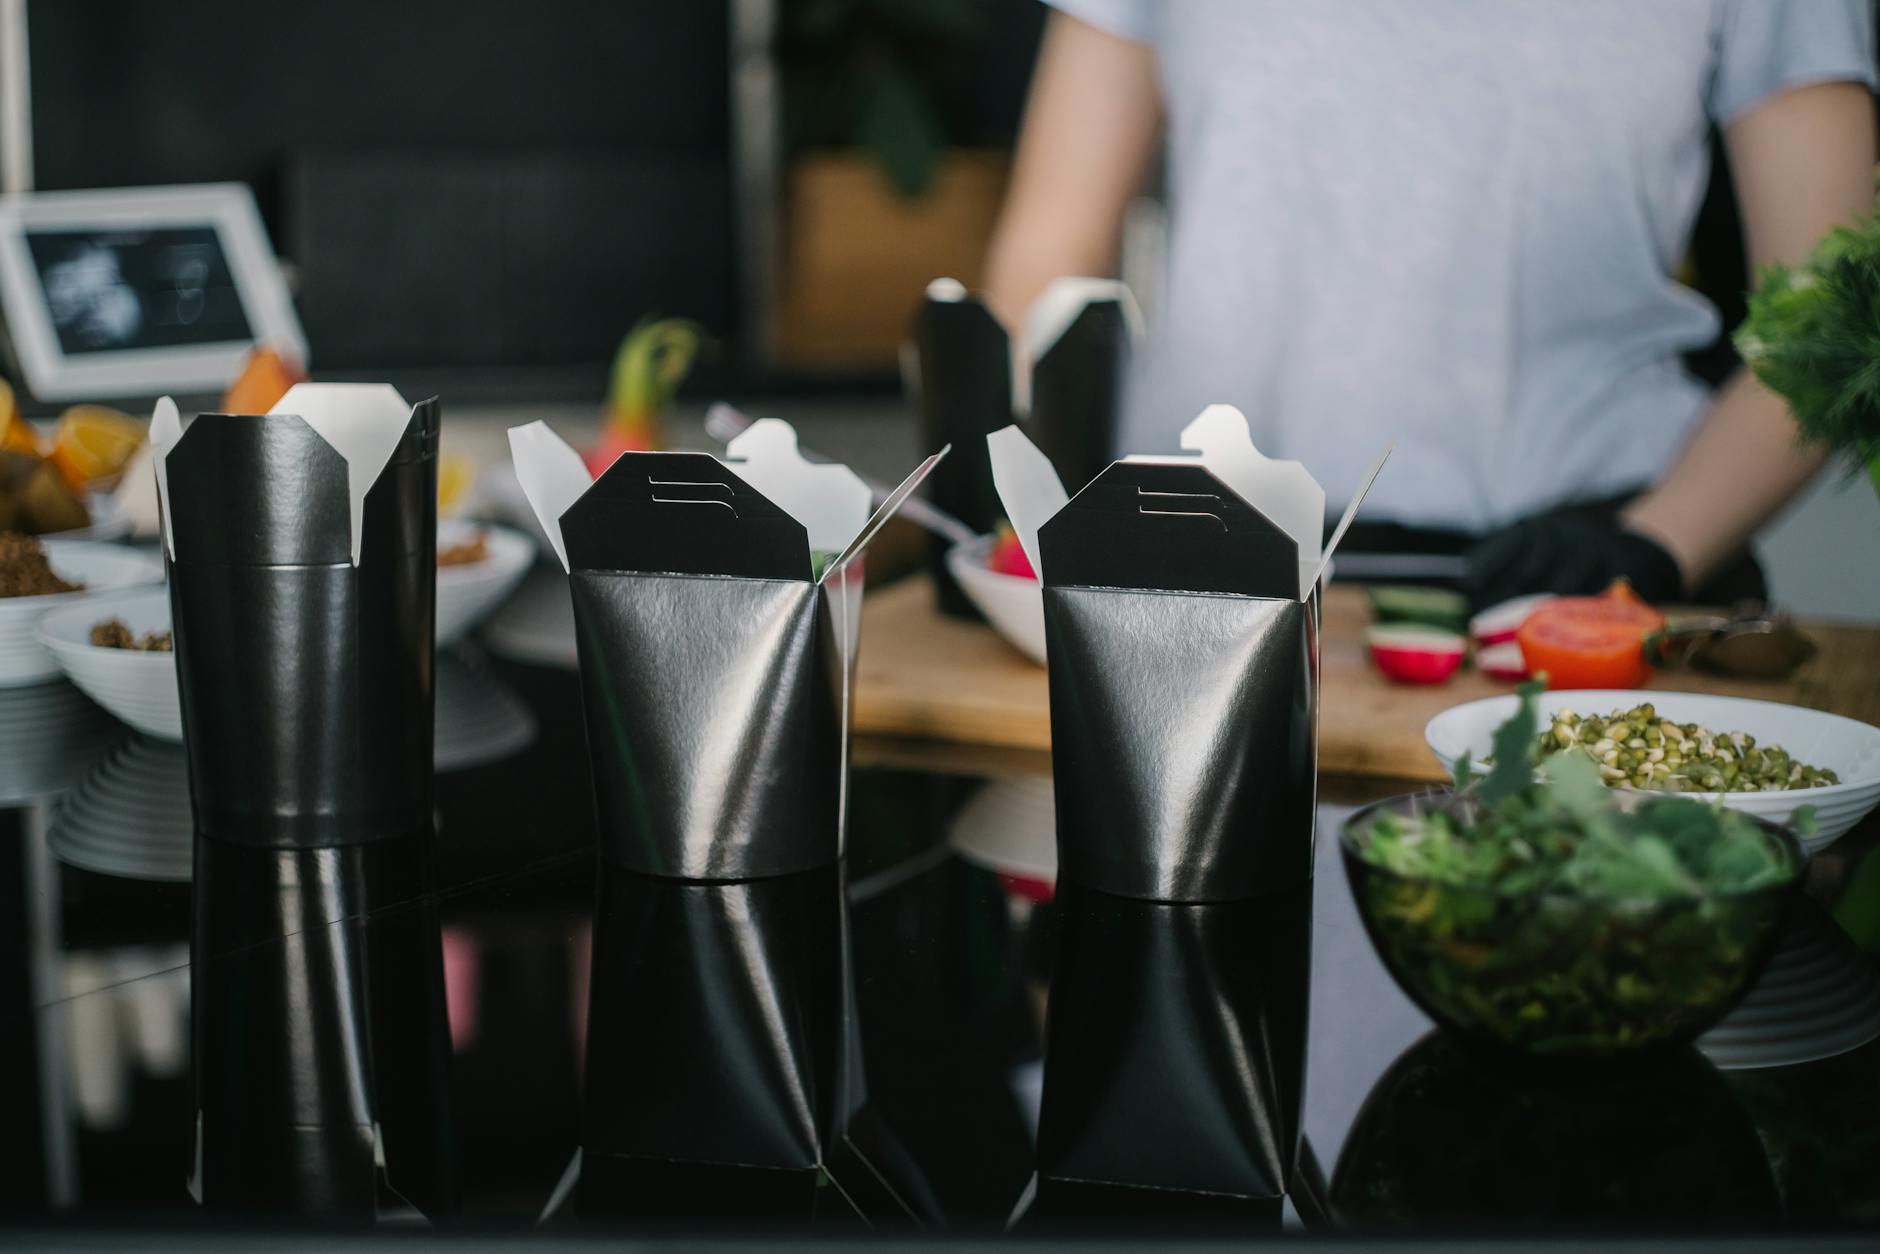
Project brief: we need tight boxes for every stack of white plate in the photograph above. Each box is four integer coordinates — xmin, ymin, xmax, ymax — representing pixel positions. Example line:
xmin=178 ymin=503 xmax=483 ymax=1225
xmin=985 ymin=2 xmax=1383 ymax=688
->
xmin=47 ymin=736 xmax=193 ymax=882
xmin=43 ymin=646 xmax=538 ymax=882
xmin=0 ymin=541 xmax=165 ymax=688
xmin=435 ymin=647 xmax=537 ymax=773
xmin=0 ymin=680 xmax=120 ymax=804
xmin=1699 ymin=909 xmax=1880 ymax=1070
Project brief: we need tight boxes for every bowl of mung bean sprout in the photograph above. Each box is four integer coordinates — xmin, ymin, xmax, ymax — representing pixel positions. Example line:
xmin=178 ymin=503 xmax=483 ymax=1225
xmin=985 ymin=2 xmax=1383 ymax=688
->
xmin=1426 ymin=691 xmax=1880 ymax=854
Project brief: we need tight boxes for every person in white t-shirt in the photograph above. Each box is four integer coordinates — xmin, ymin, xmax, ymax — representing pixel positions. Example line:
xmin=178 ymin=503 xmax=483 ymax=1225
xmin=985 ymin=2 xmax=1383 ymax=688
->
xmin=983 ymin=1 xmax=1878 ymax=607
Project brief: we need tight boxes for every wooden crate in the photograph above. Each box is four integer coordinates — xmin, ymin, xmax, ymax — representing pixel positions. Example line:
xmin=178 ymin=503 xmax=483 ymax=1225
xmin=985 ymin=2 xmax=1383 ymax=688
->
xmin=772 ymin=150 xmax=1009 ymax=369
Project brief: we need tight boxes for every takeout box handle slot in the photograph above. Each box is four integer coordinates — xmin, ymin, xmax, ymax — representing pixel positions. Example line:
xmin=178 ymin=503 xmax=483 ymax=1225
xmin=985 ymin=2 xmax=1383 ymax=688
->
xmin=1039 ymin=461 xmax=1300 ymax=600
xmin=560 ymin=451 xmax=811 ymax=581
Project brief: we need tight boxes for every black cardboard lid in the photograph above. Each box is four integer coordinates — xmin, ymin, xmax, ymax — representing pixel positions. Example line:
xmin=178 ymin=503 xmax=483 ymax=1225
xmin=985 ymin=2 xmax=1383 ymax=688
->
xmin=166 ymin=400 xmax=439 ymax=568
xmin=1029 ymin=300 xmax=1130 ymax=494
xmin=166 ymin=413 xmax=353 ymax=566
xmin=561 ymin=451 xmax=810 ymax=580
xmin=1039 ymin=461 xmax=1299 ymax=599
xmin=1031 ymin=297 xmax=1129 ymax=374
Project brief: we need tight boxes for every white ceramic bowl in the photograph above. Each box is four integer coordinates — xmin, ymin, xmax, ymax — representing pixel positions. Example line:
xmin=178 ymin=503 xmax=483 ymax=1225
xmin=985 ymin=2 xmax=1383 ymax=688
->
xmin=436 ymin=521 xmax=535 ymax=646
xmin=0 ymin=541 xmax=165 ymax=688
xmin=1426 ymin=690 xmax=1880 ymax=854
xmin=38 ymin=590 xmax=181 ymax=739
xmin=946 ymin=535 xmax=1045 ymax=665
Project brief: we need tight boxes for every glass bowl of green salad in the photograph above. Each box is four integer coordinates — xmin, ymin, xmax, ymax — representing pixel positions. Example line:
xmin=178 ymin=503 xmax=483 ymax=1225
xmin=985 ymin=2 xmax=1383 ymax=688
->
xmin=1343 ymin=685 xmax=1805 ymax=1060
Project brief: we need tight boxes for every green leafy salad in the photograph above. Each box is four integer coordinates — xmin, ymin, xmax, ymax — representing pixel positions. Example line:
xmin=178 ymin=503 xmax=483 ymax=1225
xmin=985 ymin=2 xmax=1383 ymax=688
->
xmin=1343 ymin=683 xmax=1803 ymax=1057
xmin=1360 ymin=686 xmax=1802 ymax=899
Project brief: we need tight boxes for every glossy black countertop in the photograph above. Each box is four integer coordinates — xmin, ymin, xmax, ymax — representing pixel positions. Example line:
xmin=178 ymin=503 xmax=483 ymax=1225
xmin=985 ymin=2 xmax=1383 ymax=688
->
xmin=1 ymin=640 xmax=1879 ymax=1245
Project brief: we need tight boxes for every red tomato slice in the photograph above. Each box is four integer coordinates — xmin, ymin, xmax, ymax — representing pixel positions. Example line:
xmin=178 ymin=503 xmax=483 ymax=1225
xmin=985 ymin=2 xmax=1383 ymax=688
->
xmin=1515 ymin=580 xmax=1666 ymax=690
xmin=987 ymin=527 xmax=1036 ymax=580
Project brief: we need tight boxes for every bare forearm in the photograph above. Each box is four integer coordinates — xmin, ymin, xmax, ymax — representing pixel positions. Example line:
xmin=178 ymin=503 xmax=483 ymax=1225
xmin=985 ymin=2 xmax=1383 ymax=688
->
xmin=1622 ymin=80 xmax=1875 ymax=591
xmin=980 ymin=12 xmax=1161 ymax=329
xmin=982 ymin=211 xmax=1121 ymax=332
xmin=1620 ymin=369 xmax=1828 ymax=587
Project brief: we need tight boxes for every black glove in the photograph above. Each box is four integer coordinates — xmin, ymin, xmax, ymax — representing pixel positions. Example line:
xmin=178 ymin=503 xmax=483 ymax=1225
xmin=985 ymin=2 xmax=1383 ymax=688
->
xmin=1463 ymin=514 xmax=1683 ymax=612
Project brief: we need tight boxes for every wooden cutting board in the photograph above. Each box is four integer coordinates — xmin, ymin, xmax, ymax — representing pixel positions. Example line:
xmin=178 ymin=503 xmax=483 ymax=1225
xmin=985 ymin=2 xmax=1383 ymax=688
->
xmin=853 ymin=576 xmax=1880 ymax=782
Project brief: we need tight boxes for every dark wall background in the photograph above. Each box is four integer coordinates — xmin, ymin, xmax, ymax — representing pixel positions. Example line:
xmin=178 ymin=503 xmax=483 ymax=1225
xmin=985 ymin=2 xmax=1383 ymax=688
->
xmin=29 ymin=1 xmax=735 ymax=378
xmin=25 ymin=0 xmax=1045 ymax=393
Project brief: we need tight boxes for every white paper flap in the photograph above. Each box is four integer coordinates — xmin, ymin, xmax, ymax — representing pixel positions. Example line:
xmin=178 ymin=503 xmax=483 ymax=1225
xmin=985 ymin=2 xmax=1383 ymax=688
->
xmin=149 ymin=396 xmax=185 ymax=559
xmin=1173 ymin=405 xmax=1324 ymax=600
xmin=823 ymin=447 xmax=948 ymax=584
xmin=1317 ymin=443 xmax=1393 ymax=587
xmin=986 ymin=424 xmax=1068 ymax=582
xmin=267 ymin=383 xmax=415 ymax=565
xmin=114 ymin=439 xmax=162 ymax=540
xmin=1016 ymin=276 xmax=1144 ymax=418
xmin=723 ymin=418 xmax=872 ymax=556
xmin=1024 ymin=275 xmax=1146 ymax=364
xmin=507 ymin=421 xmax=592 ymax=572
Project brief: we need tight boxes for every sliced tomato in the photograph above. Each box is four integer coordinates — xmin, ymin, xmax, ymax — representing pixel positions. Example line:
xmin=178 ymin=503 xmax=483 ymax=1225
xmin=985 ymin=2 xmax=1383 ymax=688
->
xmin=987 ymin=526 xmax=1036 ymax=580
xmin=1515 ymin=579 xmax=1666 ymax=690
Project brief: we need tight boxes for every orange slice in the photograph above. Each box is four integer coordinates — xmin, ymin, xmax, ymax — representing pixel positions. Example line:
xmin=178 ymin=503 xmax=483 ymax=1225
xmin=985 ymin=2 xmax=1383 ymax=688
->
xmin=49 ymin=405 xmax=146 ymax=490
xmin=220 ymin=346 xmax=304 ymax=415
xmin=0 ymin=378 xmax=38 ymax=454
xmin=437 ymin=452 xmax=475 ymax=515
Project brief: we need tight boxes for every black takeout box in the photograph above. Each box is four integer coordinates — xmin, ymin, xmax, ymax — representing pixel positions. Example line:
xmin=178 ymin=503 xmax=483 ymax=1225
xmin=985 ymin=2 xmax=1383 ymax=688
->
xmin=511 ymin=417 xmax=942 ymax=880
xmin=990 ymin=407 xmax=1388 ymax=903
xmin=912 ymin=277 xmax=1138 ymax=616
xmin=152 ymin=384 xmax=438 ymax=849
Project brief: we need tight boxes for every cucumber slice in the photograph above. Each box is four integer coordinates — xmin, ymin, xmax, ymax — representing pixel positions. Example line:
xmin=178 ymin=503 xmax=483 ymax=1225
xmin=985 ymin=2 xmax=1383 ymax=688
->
xmin=1367 ymin=584 xmax=1469 ymax=634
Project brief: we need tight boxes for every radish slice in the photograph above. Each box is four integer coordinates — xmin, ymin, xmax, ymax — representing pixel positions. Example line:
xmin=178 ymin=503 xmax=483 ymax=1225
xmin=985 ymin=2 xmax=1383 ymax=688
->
xmin=1367 ymin=625 xmax=1466 ymax=685
xmin=1477 ymin=640 xmax=1529 ymax=682
xmin=1470 ymin=593 xmax=1555 ymax=646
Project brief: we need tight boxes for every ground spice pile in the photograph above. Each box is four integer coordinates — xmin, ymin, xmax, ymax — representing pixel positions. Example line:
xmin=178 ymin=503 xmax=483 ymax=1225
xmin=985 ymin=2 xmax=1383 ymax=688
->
xmin=0 ymin=532 xmax=81 ymax=598
xmin=89 ymin=618 xmax=172 ymax=651
xmin=438 ymin=533 xmax=489 ymax=567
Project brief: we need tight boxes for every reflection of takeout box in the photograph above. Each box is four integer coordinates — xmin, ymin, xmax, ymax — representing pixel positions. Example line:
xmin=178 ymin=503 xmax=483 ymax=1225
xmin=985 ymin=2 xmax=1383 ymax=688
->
xmin=991 ymin=405 xmax=1388 ymax=903
xmin=511 ymin=418 xmax=943 ymax=879
xmin=573 ymin=865 xmax=931 ymax=1223
xmin=151 ymin=383 xmax=438 ymax=847
xmin=1026 ymin=882 xmax=1312 ymax=1218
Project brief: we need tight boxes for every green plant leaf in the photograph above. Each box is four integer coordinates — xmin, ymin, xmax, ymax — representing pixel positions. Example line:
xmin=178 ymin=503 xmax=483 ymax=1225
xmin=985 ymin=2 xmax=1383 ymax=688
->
xmin=1480 ymin=680 xmax=1545 ymax=806
xmin=856 ymin=65 xmax=946 ymax=197
xmin=1539 ymin=749 xmax=1607 ymax=821
xmin=1736 ymin=180 xmax=1880 ymax=472
xmin=858 ymin=0 xmax=981 ymax=39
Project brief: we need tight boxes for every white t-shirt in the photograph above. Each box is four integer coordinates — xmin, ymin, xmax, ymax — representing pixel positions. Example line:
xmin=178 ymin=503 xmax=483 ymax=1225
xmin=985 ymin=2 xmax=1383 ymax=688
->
xmin=1051 ymin=0 xmax=1876 ymax=531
